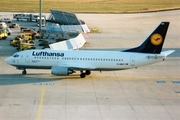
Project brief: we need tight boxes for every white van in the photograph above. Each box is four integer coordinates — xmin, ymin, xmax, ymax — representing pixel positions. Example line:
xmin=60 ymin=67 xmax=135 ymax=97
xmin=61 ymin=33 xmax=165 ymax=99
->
xmin=0 ymin=18 xmax=12 ymax=23
xmin=37 ymin=17 xmax=46 ymax=27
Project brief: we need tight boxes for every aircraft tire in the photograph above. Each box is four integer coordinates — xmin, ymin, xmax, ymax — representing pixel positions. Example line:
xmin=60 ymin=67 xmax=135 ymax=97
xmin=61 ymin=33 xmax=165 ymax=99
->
xmin=80 ymin=73 xmax=86 ymax=78
xmin=22 ymin=70 xmax=27 ymax=75
xmin=85 ymin=70 xmax=91 ymax=75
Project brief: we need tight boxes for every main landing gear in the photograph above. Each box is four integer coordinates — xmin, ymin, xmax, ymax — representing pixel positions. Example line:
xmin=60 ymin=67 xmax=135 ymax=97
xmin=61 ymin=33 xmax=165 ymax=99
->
xmin=21 ymin=69 xmax=91 ymax=78
xmin=80 ymin=70 xmax=91 ymax=78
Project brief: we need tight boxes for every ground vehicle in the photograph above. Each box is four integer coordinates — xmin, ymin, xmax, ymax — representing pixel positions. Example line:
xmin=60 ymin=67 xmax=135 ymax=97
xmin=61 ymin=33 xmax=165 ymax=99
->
xmin=10 ymin=33 xmax=35 ymax=49
xmin=37 ymin=17 xmax=46 ymax=27
xmin=17 ymin=43 xmax=35 ymax=51
xmin=0 ymin=18 xmax=12 ymax=23
xmin=10 ymin=33 xmax=35 ymax=47
xmin=0 ymin=22 xmax=8 ymax=29
xmin=14 ymin=13 xmax=32 ymax=21
xmin=10 ymin=33 xmax=33 ymax=46
xmin=21 ymin=28 xmax=37 ymax=36
xmin=0 ymin=29 xmax=8 ymax=40
xmin=9 ymin=23 xmax=20 ymax=28
xmin=10 ymin=36 xmax=34 ymax=47
xmin=15 ymin=33 xmax=34 ymax=41
xmin=10 ymin=39 xmax=20 ymax=47
xmin=0 ymin=28 xmax=11 ymax=35
xmin=6 ymin=28 xmax=12 ymax=35
xmin=13 ymin=13 xmax=46 ymax=22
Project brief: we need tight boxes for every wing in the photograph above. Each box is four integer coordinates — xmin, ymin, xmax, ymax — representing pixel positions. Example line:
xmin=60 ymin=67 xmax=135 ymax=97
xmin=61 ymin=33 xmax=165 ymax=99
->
xmin=58 ymin=63 xmax=97 ymax=70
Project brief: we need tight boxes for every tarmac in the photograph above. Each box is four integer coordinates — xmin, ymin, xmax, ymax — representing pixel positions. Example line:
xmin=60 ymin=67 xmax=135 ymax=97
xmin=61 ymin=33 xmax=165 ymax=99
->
xmin=0 ymin=10 xmax=180 ymax=120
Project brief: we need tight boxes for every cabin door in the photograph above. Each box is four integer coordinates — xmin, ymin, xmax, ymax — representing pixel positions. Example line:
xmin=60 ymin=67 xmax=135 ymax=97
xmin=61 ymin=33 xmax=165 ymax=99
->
xmin=130 ymin=56 xmax=135 ymax=66
xmin=25 ymin=54 xmax=30 ymax=63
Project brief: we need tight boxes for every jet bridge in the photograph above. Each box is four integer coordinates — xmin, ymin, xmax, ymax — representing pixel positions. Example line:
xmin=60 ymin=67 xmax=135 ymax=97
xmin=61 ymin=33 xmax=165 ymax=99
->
xmin=49 ymin=33 xmax=86 ymax=50
xmin=48 ymin=9 xmax=80 ymax=25
xmin=47 ymin=9 xmax=89 ymax=33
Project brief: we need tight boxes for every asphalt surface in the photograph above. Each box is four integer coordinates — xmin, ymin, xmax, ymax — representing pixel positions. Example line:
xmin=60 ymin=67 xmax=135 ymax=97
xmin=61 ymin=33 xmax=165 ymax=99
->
xmin=0 ymin=10 xmax=180 ymax=120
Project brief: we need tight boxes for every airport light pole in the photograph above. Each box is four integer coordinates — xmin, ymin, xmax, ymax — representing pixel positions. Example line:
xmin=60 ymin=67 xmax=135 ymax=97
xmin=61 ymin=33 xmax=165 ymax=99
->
xmin=39 ymin=0 xmax=42 ymax=38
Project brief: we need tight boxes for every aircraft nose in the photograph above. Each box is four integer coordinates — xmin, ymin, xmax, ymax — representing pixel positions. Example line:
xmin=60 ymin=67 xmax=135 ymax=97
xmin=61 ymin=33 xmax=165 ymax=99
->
xmin=5 ymin=57 xmax=12 ymax=64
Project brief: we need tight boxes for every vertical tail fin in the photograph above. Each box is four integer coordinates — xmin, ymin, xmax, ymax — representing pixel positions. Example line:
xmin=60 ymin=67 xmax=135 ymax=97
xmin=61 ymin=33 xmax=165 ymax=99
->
xmin=123 ymin=22 xmax=169 ymax=54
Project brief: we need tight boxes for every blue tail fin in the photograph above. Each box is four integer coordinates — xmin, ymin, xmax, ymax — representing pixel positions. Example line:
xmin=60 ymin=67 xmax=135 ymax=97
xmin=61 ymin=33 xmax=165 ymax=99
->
xmin=123 ymin=22 xmax=169 ymax=54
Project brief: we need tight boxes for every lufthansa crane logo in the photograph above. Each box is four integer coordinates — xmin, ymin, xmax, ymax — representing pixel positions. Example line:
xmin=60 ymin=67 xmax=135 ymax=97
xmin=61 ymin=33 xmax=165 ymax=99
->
xmin=150 ymin=33 xmax=163 ymax=45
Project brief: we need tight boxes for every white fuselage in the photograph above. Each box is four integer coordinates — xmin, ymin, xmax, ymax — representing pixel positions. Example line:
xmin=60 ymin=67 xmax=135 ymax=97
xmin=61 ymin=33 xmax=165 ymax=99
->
xmin=5 ymin=49 xmax=165 ymax=71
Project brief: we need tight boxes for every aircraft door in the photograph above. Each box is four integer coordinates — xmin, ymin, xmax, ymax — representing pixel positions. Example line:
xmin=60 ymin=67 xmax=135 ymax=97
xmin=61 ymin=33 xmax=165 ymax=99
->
xmin=25 ymin=53 xmax=30 ymax=63
xmin=130 ymin=56 xmax=135 ymax=66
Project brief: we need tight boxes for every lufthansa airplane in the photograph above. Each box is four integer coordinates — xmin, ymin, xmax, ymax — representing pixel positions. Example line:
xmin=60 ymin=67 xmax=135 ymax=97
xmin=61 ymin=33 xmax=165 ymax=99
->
xmin=5 ymin=22 xmax=175 ymax=78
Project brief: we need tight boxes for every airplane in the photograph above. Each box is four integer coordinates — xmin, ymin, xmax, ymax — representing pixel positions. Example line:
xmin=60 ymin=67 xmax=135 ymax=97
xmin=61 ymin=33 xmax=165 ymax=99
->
xmin=5 ymin=22 xmax=175 ymax=78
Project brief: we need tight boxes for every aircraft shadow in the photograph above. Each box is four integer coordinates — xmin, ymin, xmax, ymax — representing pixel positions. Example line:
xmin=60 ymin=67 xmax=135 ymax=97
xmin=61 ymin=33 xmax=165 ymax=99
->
xmin=0 ymin=73 xmax=82 ymax=86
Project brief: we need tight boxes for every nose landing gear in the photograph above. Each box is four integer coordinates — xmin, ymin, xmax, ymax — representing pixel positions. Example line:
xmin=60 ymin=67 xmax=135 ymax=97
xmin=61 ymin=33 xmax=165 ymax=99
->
xmin=22 ymin=69 xmax=27 ymax=74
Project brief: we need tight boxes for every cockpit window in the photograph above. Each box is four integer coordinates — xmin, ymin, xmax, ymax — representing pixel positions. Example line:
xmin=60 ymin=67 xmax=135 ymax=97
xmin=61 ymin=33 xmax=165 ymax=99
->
xmin=13 ymin=54 xmax=19 ymax=58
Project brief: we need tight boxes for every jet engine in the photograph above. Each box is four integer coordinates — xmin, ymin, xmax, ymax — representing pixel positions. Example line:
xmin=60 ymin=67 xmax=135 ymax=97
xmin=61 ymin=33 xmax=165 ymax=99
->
xmin=51 ymin=66 xmax=73 ymax=76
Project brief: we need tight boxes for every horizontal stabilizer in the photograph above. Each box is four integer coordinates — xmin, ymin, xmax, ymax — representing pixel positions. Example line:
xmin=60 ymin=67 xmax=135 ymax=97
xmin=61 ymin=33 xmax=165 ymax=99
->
xmin=161 ymin=50 xmax=175 ymax=56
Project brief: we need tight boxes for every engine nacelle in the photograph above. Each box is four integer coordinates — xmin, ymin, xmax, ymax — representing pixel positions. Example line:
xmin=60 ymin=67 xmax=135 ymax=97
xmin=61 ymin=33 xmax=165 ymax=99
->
xmin=51 ymin=66 xmax=73 ymax=76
